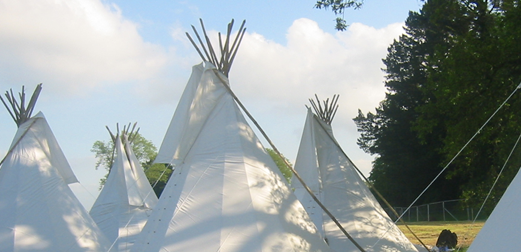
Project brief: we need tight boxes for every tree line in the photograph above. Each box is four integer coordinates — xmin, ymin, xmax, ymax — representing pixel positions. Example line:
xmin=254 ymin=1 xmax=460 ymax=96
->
xmin=352 ymin=0 xmax=521 ymax=212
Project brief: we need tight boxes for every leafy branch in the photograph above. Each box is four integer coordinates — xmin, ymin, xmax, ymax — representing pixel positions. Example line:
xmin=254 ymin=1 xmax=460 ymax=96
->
xmin=314 ymin=0 xmax=364 ymax=31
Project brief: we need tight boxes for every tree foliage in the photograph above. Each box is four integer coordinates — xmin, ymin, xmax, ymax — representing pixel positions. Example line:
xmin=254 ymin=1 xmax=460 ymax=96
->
xmin=145 ymin=161 xmax=172 ymax=198
xmin=354 ymin=0 xmax=463 ymax=207
xmin=415 ymin=0 xmax=521 ymax=210
xmin=92 ymin=133 xmax=156 ymax=172
xmin=314 ymin=0 xmax=364 ymax=30
xmin=355 ymin=0 xmax=521 ymax=211
xmin=266 ymin=148 xmax=293 ymax=182
xmin=91 ymin=132 xmax=172 ymax=197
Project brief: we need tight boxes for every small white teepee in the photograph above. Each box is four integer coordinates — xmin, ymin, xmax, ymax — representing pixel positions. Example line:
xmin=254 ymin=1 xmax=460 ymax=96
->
xmin=90 ymin=127 xmax=159 ymax=252
xmin=132 ymin=20 xmax=332 ymax=252
xmin=0 ymin=85 xmax=110 ymax=251
xmin=291 ymin=100 xmax=418 ymax=252
xmin=467 ymin=166 xmax=521 ymax=251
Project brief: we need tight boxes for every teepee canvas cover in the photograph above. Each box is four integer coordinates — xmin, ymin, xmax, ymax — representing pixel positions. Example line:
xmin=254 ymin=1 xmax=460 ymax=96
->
xmin=90 ymin=132 xmax=158 ymax=251
xmin=0 ymin=112 xmax=110 ymax=251
xmin=467 ymin=166 xmax=521 ymax=251
xmin=132 ymin=62 xmax=332 ymax=252
xmin=291 ymin=108 xmax=418 ymax=252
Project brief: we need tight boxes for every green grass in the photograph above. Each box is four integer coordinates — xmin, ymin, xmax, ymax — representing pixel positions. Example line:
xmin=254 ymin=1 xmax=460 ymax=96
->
xmin=397 ymin=221 xmax=484 ymax=251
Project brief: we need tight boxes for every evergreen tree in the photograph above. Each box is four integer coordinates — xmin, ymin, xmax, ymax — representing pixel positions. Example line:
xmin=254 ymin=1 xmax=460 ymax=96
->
xmin=354 ymin=0 xmax=467 ymax=206
xmin=416 ymin=0 xmax=521 ymax=211
xmin=356 ymin=0 xmax=521 ymax=211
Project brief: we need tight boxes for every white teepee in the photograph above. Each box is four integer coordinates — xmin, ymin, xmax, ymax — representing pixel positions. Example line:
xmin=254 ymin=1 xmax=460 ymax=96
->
xmin=0 ymin=85 xmax=110 ymax=251
xmin=291 ymin=106 xmax=419 ymax=252
xmin=467 ymin=166 xmax=521 ymax=251
xmin=132 ymin=58 xmax=332 ymax=251
xmin=90 ymin=130 xmax=159 ymax=252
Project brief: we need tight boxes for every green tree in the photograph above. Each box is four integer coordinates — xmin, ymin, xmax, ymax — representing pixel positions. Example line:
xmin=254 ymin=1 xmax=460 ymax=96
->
xmin=354 ymin=0 xmax=466 ymax=206
xmin=144 ymin=161 xmax=172 ymax=198
xmin=266 ymin=148 xmax=293 ymax=182
xmin=414 ymin=0 xmax=521 ymax=211
xmin=314 ymin=0 xmax=364 ymax=31
xmin=91 ymin=132 xmax=172 ymax=197
xmin=356 ymin=0 xmax=521 ymax=211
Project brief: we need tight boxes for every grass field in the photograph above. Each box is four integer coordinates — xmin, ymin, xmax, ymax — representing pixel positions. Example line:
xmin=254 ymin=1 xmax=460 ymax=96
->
xmin=397 ymin=221 xmax=485 ymax=251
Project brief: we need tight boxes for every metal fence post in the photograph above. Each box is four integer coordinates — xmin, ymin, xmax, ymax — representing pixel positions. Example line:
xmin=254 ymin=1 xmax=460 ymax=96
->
xmin=427 ymin=204 xmax=430 ymax=222
xmin=443 ymin=201 xmax=446 ymax=221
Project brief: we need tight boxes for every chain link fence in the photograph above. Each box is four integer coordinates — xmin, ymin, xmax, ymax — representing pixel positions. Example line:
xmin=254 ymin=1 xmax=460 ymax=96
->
xmin=385 ymin=199 xmax=488 ymax=222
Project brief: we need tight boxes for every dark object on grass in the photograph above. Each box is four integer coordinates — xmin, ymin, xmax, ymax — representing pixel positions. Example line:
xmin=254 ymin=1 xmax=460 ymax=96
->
xmin=436 ymin=229 xmax=458 ymax=249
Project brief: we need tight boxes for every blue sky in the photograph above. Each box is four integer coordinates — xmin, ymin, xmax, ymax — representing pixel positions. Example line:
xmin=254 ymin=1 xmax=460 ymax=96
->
xmin=0 ymin=0 xmax=425 ymax=209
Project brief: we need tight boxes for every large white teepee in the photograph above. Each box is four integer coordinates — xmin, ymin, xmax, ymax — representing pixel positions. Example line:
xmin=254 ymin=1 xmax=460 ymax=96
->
xmin=131 ymin=61 xmax=332 ymax=252
xmin=0 ymin=110 xmax=110 ymax=251
xmin=90 ymin=131 xmax=159 ymax=252
xmin=467 ymin=166 xmax=521 ymax=251
xmin=291 ymin=107 xmax=419 ymax=252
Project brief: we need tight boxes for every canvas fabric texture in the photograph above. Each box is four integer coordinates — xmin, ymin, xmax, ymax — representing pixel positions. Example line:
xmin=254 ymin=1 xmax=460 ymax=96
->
xmin=90 ymin=135 xmax=158 ymax=252
xmin=0 ymin=112 xmax=110 ymax=251
xmin=291 ymin=109 xmax=419 ymax=252
xmin=132 ymin=62 xmax=332 ymax=252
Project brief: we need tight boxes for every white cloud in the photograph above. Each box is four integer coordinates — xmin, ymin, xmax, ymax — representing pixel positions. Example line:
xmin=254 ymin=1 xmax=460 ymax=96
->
xmin=0 ymin=0 xmax=167 ymax=95
xmin=230 ymin=18 xmax=404 ymax=124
